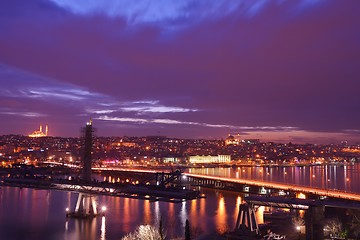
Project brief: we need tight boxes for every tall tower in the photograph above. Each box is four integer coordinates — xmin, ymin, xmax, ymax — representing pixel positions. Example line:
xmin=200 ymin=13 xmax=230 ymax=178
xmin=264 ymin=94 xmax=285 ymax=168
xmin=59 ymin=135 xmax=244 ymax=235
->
xmin=82 ymin=119 xmax=93 ymax=182
xmin=45 ymin=125 xmax=48 ymax=136
xmin=66 ymin=119 xmax=99 ymax=219
xmin=39 ymin=124 xmax=43 ymax=133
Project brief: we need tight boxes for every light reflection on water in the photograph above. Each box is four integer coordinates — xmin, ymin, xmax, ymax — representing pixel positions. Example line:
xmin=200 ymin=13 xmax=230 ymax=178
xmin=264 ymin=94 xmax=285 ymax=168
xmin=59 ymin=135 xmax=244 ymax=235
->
xmin=187 ymin=163 xmax=360 ymax=193
xmin=0 ymin=186 xmax=250 ymax=240
xmin=1 ymin=163 xmax=360 ymax=239
xmin=100 ymin=216 xmax=106 ymax=240
xmin=215 ymin=194 xmax=227 ymax=234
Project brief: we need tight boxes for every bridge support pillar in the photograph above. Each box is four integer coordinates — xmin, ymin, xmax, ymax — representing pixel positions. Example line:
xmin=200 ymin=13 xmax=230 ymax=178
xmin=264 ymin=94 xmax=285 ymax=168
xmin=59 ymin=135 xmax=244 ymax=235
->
xmin=305 ymin=205 xmax=324 ymax=240
xmin=231 ymin=203 xmax=260 ymax=239
xmin=67 ymin=193 xmax=98 ymax=218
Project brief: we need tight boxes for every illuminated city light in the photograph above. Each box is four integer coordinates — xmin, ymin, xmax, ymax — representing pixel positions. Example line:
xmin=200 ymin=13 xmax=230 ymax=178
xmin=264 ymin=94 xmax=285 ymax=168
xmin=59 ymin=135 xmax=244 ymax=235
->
xmin=297 ymin=193 xmax=306 ymax=199
xmin=29 ymin=124 xmax=49 ymax=137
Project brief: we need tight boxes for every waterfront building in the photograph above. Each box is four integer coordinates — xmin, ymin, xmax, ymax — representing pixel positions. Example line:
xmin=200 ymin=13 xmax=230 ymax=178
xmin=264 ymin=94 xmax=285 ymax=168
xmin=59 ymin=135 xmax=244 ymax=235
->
xmin=162 ymin=157 xmax=184 ymax=164
xmin=189 ymin=154 xmax=231 ymax=164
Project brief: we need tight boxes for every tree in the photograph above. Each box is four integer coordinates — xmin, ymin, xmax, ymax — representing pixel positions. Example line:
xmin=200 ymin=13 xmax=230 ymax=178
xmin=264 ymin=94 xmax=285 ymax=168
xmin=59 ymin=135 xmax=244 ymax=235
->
xmin=122 ymin=224 xmax=165 ymax=240
xmin=292 ymin=216 xmax=305 ymax=227
xmin=185 ymin=219 xmax=191 ymax=240
xmin=348 ymin=209 xmax=360 ymax=239
xmin=324 ymin=218 xmax=342 ymax=239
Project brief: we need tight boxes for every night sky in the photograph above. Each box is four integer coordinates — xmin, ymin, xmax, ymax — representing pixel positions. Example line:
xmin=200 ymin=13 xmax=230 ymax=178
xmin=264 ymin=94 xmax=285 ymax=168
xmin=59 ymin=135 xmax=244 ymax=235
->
xmin=0 ymin=0 xmax=359 ymax=143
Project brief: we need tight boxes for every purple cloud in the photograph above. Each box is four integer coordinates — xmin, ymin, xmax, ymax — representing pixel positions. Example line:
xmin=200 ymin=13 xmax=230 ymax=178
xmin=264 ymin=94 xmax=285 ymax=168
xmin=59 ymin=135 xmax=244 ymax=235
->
xmin=0 ymin=0 xmax=359 ymax=143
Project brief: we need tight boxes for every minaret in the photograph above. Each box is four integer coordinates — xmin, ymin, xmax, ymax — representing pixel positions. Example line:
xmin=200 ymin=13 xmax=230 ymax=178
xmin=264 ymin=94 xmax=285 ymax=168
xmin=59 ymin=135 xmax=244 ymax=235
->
xmin=45 ymin=125 xmax=49 ymax=136
xmin=82 ymin=119 xmax=93 ymax=182
xmin=39 ymin=124 xmax=43 ymax=133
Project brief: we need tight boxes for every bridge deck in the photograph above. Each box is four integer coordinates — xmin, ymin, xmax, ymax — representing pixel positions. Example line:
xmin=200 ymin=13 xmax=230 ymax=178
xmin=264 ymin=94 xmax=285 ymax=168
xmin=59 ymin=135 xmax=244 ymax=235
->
xmin=244 ymin=195 xmax=360 ymax=210
xmin=185 ymin=173 xmax=360 ymax=202
xmin=1 ymin=177 xmax=200 ymax=203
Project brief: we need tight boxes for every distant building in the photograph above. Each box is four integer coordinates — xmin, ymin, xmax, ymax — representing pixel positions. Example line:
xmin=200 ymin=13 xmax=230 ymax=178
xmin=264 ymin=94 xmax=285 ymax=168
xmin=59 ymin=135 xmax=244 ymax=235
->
xmin=225 ymin=134 xmax=241 ymax=145
xmin=189 ymin=155 xmax=231 ymax=164
xmin=162 ymin=157 xmax=184 ymax=164
xmin=29 ymin=124 xmax=48 ymax=138
xmin=242 ymin=139 xmax=260 ymax=144
xmin=111 ymin=141 xmax=136 ymax=148
xmin=47 ymin=150 xmax=75 ymax=162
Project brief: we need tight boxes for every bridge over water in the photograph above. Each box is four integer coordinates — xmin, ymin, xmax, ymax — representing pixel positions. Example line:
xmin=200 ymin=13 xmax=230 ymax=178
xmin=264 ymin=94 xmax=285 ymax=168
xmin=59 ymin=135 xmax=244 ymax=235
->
xmin=22 ymin=163 xmax=360 ymax=205
xmin=182 ymin=172 xmax=360 ymax=239
xmin=3 ymin=165 xmax=360 ymax=239
xmin=5 ymin=120 xmax=359 ymax=239
xmin=183 ymin=172 xmax=360 ymax=202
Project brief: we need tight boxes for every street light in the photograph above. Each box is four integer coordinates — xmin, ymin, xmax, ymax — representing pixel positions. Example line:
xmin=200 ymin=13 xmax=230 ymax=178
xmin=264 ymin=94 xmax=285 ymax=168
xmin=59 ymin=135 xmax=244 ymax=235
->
xmin=65 ymin=207 xmax=70 ymax=217
xmin=100 ymin=206 xmax=107 ymax=216
xmin=296 ymin=225 xmax=301 ymax=239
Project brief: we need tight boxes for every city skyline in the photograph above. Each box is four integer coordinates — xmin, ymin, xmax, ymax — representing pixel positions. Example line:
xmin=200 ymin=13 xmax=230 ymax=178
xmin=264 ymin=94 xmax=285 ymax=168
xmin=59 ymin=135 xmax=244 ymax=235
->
xmin=1 ymin=0 xmax=360 ymax=144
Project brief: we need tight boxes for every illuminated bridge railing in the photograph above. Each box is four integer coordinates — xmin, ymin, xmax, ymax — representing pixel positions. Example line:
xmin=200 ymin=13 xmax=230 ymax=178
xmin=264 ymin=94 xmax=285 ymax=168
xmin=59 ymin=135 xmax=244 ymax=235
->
xmin=40 ymin=164 xmax=360 ymax=202
xmin=184 ymin=173 xmax=360 ymax=202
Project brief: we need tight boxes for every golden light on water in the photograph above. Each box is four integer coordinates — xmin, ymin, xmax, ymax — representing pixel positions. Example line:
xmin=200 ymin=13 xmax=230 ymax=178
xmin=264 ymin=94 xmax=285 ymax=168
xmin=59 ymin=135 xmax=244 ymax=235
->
xmin=123 ymin=198 xmax=131 ymax=233
xmin=255 ymin=206 xmax=265 ymax=224
xmin=144 ymin=200 xmax=151 ymax=224
xmin=233 ymin=196 xmax=243 ymax=224
xmin=199 ymin=197 xmax=206 ymax=230
xmin=200 ymin=196 xmax=206 ymax=214
xmin=236 ymin=196 xmax=242 ymax=206
xmin=190 ymin=199 xmax=198 ymax=226
xmin=168 ymin=202 xmax=174 ymax=221
xmin=215 ymin=195 xmax=227 ymax=234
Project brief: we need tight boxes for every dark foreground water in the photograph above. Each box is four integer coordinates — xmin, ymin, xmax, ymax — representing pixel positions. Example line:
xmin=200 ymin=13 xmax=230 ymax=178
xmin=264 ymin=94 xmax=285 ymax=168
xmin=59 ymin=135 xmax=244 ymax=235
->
xmin=1 ymin=163 xmax=359 ymax=239
xmin=0 ymin=186 xmax=246 ymax=240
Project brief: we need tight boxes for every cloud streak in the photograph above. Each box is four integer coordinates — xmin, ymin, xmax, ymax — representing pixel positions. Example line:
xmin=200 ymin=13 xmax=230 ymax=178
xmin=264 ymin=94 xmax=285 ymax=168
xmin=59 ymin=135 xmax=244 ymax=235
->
xmin=0 ymin=64 xmax=200 ymax=122
xmin=120 ymin=101 xmax=197 ymax=114
xmin=96 ymin=115 xmax=298 ymax=132
xmin=48 ymin=0 xmax=324 ymax=27
xmin=0 ymin=109 xmax=46 ymax=118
